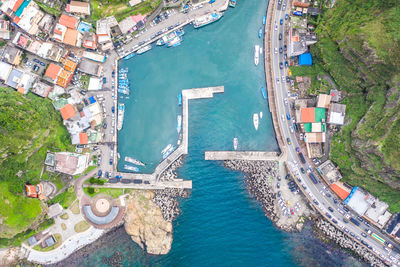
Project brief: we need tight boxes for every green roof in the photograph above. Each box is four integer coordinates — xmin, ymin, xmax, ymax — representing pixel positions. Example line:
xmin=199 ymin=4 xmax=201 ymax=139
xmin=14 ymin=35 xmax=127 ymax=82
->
xmin=304 ymin=123 xmax=312 ymax=132
xmin=315 ymin=107 xmax=326 ymax=122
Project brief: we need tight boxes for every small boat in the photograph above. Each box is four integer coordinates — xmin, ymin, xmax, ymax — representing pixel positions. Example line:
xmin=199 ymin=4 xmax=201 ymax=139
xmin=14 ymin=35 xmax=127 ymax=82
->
xmin=125 ymin=156 xmax=145 ymax=166
xmin=124 ymin=53 xmax=135 ymax=60
xmin=124 ymin=165 xmax=139 ymax=172
xmin=166 ymin=36 xmax=182 ymax=47
xmin=161 ymin=144 xmax=173 ymax=155
xmin=263 ymin=16 xmax=266 ymax=25
xmin=177 ymin=115 xmax=182 ymax=133
xmin=163 ymin=145 xmax=175 ymax=159
xmin=258 ymin=28 xmax=263 ymax=38
xmin=260 ymin=47 xmax=263 ymax=54
xmin=193 ymin=12 xmax=223 ymax=28
xmin=229 ymin=0 xmax=236 ymax=7
xmin=253 ymin=113 xmax=259 ymax=130
xmin=156 ymin=38 xmax=165 ymax=46
xmin=260 ymin=111 xmax=263 ymax=119
xmin=261 ymin=87 xmax=267 ymax=99
xmin=254 ymin=45 xmax=260 ymax=66
xmin=117 ymin=103 xmax=125 ymax=131
xmin=137 ymin=45 xmax=152 ymax=54
xmin=178 ymin=93 xmax=182 ymax=106
xmin=233 ymin=138 xmax=238 ymax=150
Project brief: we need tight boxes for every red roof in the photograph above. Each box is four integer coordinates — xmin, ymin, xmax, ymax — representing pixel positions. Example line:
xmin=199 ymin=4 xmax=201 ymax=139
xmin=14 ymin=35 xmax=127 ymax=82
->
xmin=79 ymin=132 xmax=88 ymax=144
xmin=330 ymin=183 xmax=350 ymax=200
xmin=60 ymin=104 xmax=76 ymax=120
xmin=59 ymin=14 xmax=78 ymax=29
xmin=45 ymin=63 xmax=62 ymax=80
xmin=301 ymin=108 xmax=316 ymax=123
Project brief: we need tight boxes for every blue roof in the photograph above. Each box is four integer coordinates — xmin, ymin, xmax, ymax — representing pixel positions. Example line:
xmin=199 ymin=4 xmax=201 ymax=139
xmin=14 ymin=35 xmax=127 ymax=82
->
xmin=83 ymin=205 xmax=119 ymax=225
xmin=344 ymin=186 xmax=358 ymax=204
xmin=299 ymin=53 xmax=313 ymax=65
xmin=78 ymin=21 xmax=92 ymax=33
xmin=89 ymin=96 xmax=96 ymax=104
xmin=15 ymin=0 xmax=30 ymax=17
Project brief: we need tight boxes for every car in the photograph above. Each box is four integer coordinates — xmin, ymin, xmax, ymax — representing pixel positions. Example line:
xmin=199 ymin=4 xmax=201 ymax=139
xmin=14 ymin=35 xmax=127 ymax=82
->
xmin=300 ymin=167 xmax=305 ymax=174
xmin=274 ymin=23 xmax=278 ymax=31
xmin=326 ymin=193 xmax=331 ymax=198
xmin=33 ymin=58 xmax=40 ymax=63
xmin=313 ymin=199 xmax=319 ymax=205
xmin=328 ymin=207 xmax=334 ymax=212
xmin=279 ymin=33 xmax=282 ymax=40
xmin=277 ymin=191 xmax=281 ymax=197
xmin=333 ymin=197 xmax=338 ymax=204
xmin=80 ymin=90 xmax=86 ymax=95
xmin=284 ymin=97 xmax=288 ymax=105
xmin=279 ymin=62 xmax=283 ymax=69
xmin=280 ymin=19 xmax=283 ymax=25
xmin=279 ymin=47 xmax=283 ymax=53
xmin=343 ymin=206 xmax=349 ymax=212
xmin=286 ymin=114 xmax=291 ymax=120
xmin=108 ymin=178 xmax=118 ymax=183
xmin=343 ymin=218 xmax=349 ymax=223
xmin=282 ymin=3 xmax=286 ymax=10
xmin=285 ymin=61 xmax=288 ymax=68
xmin=361 ymin=232 xmax=367 ymax=238
xmin=284 ymin=44 xmax=287 ymax=51
xmin=121 ymin=179 xmax=131 ymax=184
xmin=285 ymin=14 xmax=289 ymax=20
xmin=289 ymin=126 xmax=294 ymax=133
xmin=277 ymin=182 xmax=280 ymax=188
xmin=337 ymin=208 xmax=344 ymax=214
xmin=103 ymin=122 xmax=107 ymax=129
xmin=325 ymin=213 xmax=332 ymax=219
xmin=109 ymin=159 xmax=113 ymax=165
xmin=103 ymin=77 xmax=107 ymax=84
xmin=98 ymin=170 xmax=102 ymax=177
xmin=133 ymin=179 xmax=142 ymax=184
xmin=286 ymin=76 xmax=290 ymax=83
xmin=276 ymin=78 xmax=280 ymax=84
xmin=299 ymin=133 xmax=304 ymax=140
xmin=285 ymin=174 xmax=290 ymax=179
xmin=39 ymin=61 xmax=45 ymax=66
xmin=112 ymin=106 xmax=115 ymax=113
xmin=284 ymin=53 xmax=287 ymax=60
xmin=277 ymin=176 xmax=281 ymax=181
xmin=282 ymin=76 xmax=285 ymax=83
xmin=24 ymin=58 xmax=28 ymax=64
xmin=274 ymin=47 xmax=278 ymax=54
xmin=357 ymin=216 xmax=363 ymax=222
xmin=105 ymin=172 xmax=109 ymax=178
xmin=287 ymin=137 xmax=291 ymax=145
xmin=92 ymin=146 xmax=99 ymax=151
xmin=350 ymin=232 xmax=355 ymax=237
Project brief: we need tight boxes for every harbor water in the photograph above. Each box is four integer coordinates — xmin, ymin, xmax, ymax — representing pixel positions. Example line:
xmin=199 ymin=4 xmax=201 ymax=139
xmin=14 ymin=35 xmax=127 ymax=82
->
xmin=55 ymin=0 xmax=367 ymax=266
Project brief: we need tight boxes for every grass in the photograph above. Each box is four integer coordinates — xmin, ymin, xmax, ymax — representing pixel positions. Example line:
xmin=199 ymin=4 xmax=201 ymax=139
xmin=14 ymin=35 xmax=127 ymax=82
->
xmin=35 ymin=1 xmax=63 ymax=17
xmin=80 ymin=74 xmax=90 ymax=90
xmin=289 ymin=64 xmax=331 ymax=95
xmin=61 ymin=223 xmax=67 ymax=231
xmin=83 ymin=187 xmax=125 ymax=199
xmin=84 ymin=165 xmax=97 ymax=175
xmin=33 ymin=233 xmax=62 ymax=252
xmin=74 ymin=221 xmax=90 ymax=233
xmin=0 ymin=182 xmax=43 ymax=239
xmin=47 ymin=186 xmax=76 ymax=209
xmin=60 ymin=213 xmax=69 ymax=220
xmin=69 ymin=200 xmax=80 ymax=215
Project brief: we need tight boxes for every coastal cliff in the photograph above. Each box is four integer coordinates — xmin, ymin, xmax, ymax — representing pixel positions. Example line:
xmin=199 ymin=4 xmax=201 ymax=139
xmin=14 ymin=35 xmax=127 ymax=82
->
xmin=124 ymin=191 xmax=173 ymax=255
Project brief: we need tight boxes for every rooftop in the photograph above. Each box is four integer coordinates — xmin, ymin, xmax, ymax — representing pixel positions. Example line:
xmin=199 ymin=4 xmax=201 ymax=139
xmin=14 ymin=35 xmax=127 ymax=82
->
xmin=317 ymin=94 xmax=331 ymax=108
xmin=60 ymin=103 xmax=76 ymax=120
xmin=45 ymin=63 xmax=62 ymax=81
xmin=59 ymin=14 xmax=78 ymax=29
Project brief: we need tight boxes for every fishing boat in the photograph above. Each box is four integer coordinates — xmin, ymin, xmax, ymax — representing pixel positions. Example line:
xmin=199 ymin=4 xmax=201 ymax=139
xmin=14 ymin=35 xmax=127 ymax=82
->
xmin=161 ymin=144 xmax=173 ymax=155
xmin=124 ymin=165 xmax=139 ymax=172
xmin=233 ymin=137 xmax=238 ymax=150
xmin=156 ymin=38 xmax=165 ymax=46
xmin=162 ymin=145 xmax=175 ymax=159
xmin=166 ymin=36 xmax=182 ymax=47
xmin=137 ymin=45 xmax=152 ymax=54
xmin=178 ymin=93 xmax=182 ymax=106
xmin=253 ymin=113 xmax=259 ymax=130
xmin=193 ymin=12 xmax=223 ymax=28
xmin=177 ymin=115 xmax=182 ymax=133
xmin=260 ymin=111 xmax=263 ymax=119
xmin=261 ymin=87 xmax=267 ymax=99
xmin=117 ymin=103 xmax=125 ymax=131
xmin=124 ymin=53 xmax=135 ymax=60
xmin=260 ymin=47 xmax=263 ymax=54
xmin=125 ymin=156 xmax=145 ymax=166
xmin=229 ymin=0 xmax=236 ymax=7
xmin=263 ymin=15 xmax=266 ymax=25
xmin=258 ymin=28 xmax=263 ymax=38
xmin=254 ymin=45 xmax=260 ymax=66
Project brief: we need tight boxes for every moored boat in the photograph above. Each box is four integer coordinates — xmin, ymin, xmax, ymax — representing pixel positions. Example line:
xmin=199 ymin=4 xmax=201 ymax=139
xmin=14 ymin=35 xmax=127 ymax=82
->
xmin=261 ymin=87 xmax=267 ymax=99
xmin=137 ymin=45 xmax=152 ymax=54
xmin=253 ymin=113 xmax=259 ymax=130
xmin=260 ymin=111 xmax=263 ymax=119
xmin=117 ymin=103 xmax=125 ymax=131
xmin=254 ymin=45 xmax=260 ymax=66
xmin=166 ymin=36 xmax=182 ymax=47
xmin=258 ymin=28 xmax=262 ymax=38
xmin=162 ymin=145 xmax=175 ymax=159
xmin=263 ymin=15 xmax=266 ymax=25
xmin=233 ymin=137 xmax=238 ymax=150
xmin=125 ymin=156 xmax=145 ymax=166
xmin=124 ymin=53 xmax=135 ymax=60
xmin=193 ymin=12 xmax=223 ymax=28
xmin=177 ymin=115 xmax=182 ymax=133
xmin=124 ymin=165 xmax=139 ymax=172
xmin=161 ymin=144 xmax=173 ymax=155
xmin=178 ymin=93 xmax=182 ymax=106
xmin=229 ymin=0 xmax=236 ymax=7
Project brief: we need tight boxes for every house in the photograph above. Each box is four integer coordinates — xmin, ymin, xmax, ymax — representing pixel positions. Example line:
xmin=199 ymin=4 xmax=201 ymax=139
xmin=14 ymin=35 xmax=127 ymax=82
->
xmin=77 ymin=59 xmax=102 ymax=77
xmin=44 ymin=61 xmax=76 ymax=88
xmin=66 ymin=1 xmax=91 ymax=16
xmin=58 ymin=14 xmax=79 ymax=29
xmin=60 ymin=103 xmax=77 ymax=120
xmin=316 ymin=160 xmax=342 ymax=184
xmin=31 ymin=80 xmax=53 ymax=98
xmin=26 ymin=184 xmax=44 ymax=198
xmin=0 ymin=61 xmax=12 ymax=81
xmin=41 ymin=235 xmax=56 ymax=248
xmin=82 ymin=51 xmax=106 ymax=62
xmin=119 ymin=16 xmax=137 ymax=34
xmin=317 ymin=94 xmax=331 ymax=109
xmin=82 ymin=32 xmax=98 ymax=50
xmin=54 ymin=152 xmax=89 ymax=175
xmin=45 ymin=63 xmax=63 ymax=83
xmin=0 ymin=19 xmax=11 ymax=40
xmin=300 ymin=107 xmax=326 ymax=123
xmin=13 ymin=1 xmax=44 ymax=36
xmin=328 ymin=103 xmax=346 ymax=125
xmin=53 ymin=14 xmax=82 ymax=47
xmin=88 ymin=77 xmax=102 ymax=91
xmin=38 ymin=14 xmax=55 ymax=34
xmin=0 ymin=44 xmax=23 ymax=65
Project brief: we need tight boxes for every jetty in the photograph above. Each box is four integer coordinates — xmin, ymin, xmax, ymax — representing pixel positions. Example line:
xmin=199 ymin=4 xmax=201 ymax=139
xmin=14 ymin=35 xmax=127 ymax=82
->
xmin=205 ymin=151 xmax=279 ymax=161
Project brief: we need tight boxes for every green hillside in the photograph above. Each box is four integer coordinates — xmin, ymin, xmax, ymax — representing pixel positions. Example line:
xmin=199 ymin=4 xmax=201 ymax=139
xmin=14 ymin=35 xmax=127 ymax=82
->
xmin=312 ymin=0 xmax=400 ymax=211
xmin=0 ymin=87 xmax=72 ymax=238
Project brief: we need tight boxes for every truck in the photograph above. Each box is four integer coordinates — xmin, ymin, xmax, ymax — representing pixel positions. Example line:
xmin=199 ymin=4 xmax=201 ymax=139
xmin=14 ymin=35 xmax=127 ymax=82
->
xmin=309 ymin=173 xmax=318 ymax=184
xmin=350 ymin=217 xmax=360 ymax=226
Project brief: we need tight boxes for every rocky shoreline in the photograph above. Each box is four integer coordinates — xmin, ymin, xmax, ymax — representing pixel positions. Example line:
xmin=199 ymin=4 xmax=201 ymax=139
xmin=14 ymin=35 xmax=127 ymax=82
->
xmin=314 ymin=219 xmax=387 ymax=267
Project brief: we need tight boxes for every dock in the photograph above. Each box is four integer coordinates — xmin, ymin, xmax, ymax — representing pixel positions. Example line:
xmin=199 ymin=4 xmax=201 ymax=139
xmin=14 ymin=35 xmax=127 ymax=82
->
xmin=205 ymin=151 xmax=280 ymax=161
xmin=85 ymin=179 xmax=192 ymax=190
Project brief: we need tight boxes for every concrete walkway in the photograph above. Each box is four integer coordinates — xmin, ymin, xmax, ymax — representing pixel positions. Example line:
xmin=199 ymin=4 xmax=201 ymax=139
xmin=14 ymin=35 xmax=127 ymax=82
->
xmin=205 ymin=151 xmax=280 ymax=161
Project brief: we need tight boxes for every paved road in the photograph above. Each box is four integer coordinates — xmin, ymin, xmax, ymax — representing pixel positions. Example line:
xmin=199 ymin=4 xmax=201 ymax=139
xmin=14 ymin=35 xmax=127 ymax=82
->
xmin=269 ymin=1 xmax=400 ymax=265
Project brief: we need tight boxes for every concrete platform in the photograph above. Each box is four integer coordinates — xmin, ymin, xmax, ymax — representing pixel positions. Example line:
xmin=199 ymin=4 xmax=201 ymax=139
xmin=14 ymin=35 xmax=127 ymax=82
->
xmin=205 ymin=151 xmax=280 ymax=161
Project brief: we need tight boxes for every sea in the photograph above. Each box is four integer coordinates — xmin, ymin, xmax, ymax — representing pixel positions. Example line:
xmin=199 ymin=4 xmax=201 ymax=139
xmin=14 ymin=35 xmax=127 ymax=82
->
xmin=53 ymin=0 xmax=367 ymax=266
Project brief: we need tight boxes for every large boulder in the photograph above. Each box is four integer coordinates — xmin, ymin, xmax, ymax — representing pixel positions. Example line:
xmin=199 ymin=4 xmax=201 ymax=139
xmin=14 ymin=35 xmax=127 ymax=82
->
xmin=124 ymin=191 xmax=173 ymax=255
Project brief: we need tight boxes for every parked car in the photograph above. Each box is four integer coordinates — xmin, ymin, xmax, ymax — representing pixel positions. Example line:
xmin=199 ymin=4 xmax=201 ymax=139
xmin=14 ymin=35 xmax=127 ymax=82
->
xmin=33 ymin=58 xmax=40 ymax=63
xmin=279 ymin=47 xmax=283 ymax=53
xmin=103 ymin=122 xmax=107 ymax=129
xmin=285 ymin=14 xmax=289 ymax=20
xmin=39 ymin=61 xmax=45 ymax=66
xmin=280 ymin=19 xmax=283 ymax=25
xmin=279 ymin=62 xmax=283 ymax=69
xmin=109 ymin=159 xmax=113 ymax=165
xmin=279 ymin=33 xmax=282 ymax=40
xmin=277 ymin=182 xmax=280 ymax=188
xmin=80 ymin=90 xmax=86 ymax=95
xmin=111 ymin=106 xmax=115 ymax=113
xmin=287 ymin=137 xmax=291 ymax=145
xmin=98 ymin=170 xmax=102 ymax=177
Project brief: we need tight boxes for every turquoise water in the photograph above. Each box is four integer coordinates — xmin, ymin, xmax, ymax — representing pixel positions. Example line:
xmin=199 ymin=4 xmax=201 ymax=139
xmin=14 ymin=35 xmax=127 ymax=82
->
xmin=54 ymin=1 xmax=366 ymax=266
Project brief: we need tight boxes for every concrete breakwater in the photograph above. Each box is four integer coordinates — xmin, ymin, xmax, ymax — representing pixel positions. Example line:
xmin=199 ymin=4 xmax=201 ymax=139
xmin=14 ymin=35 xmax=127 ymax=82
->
xmin=158 ymin=156 xmax=185 ymax=182
xmin=153 ymin=188 xmax=190 ymax=222
xmin=223 ymin=160 xmax=281 ymax=225
xmin=314 ymin=219 xmax=386 ymax=267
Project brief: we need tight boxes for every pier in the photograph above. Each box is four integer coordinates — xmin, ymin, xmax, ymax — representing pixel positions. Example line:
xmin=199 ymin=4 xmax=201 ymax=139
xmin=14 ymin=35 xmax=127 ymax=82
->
xmin=205 ymin=151 xmax=280 ymax=161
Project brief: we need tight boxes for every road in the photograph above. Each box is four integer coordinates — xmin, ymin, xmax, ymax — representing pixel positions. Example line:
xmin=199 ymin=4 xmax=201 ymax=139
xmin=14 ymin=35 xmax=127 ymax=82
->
xmin=269 ymin=1 xmax=400 ymax=265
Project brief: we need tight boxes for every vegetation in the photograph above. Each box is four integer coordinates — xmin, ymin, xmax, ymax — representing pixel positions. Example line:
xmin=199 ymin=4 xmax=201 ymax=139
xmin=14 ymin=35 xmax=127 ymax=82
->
xmin=0 ymin=219 xmax=54 ymax=248
xmin=88 ymin=177 xmax=106 ymax=185
xmin=90 ymin=0 xmax=162 ymax=22
xmin=69 ymin=200 xmax=80 ymax=214
xmin=0 ymin=41 xmax=6 ymax=47
xmin=33 ymin=233 xmax=62 ymax=252
xmin=35 ymin=1 xmax=63 ymax=17
xmin=79 ymin=74 xmax=90 ymax=90
xmin=84 ymin=187 xmax=125 ymax=199
xmin=289 ymin=64 xmax=334 ymax=95
xmin=311 ymin=0 xmax=400 ymax=212
xmin=47 ymin=186 xmax=76 ymax=209
xmin=74 ymin=221 xmax=90 ymax=233
xmin=60 ymin=213 xmax=69 ymax=220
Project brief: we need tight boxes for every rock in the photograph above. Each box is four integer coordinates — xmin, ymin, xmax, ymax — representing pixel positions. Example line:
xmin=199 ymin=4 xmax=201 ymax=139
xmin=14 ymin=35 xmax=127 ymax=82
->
xmin=124 ymin=191 xmax=173 ymax=255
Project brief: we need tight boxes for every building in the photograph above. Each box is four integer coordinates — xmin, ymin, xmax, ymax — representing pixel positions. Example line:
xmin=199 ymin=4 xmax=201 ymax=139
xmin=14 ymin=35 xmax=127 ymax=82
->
xmin=60 ymin=103 xmax=77 ymax=120
xmin=41 ymin=235 xmax=56 ymax=248
xmin=0 ymin=45 xmax=22 ymax=65
xmin=45 ymin=63 xmax=63 ymax=83
xmin=26 ymin=184 xmax=44 ymax=198
xmin=0 ymin=19 xmax=11 ymax=40
xmin=330 ymin=89 xmax=342 ymax=102
xmin=88 ymin=77 xmax=102 ymax=91
xmin=82 ymin=32 xmax=98 ymax=50
xmin=330 ymin=181 xmax=351 ymax=200
xmin=328 ymin=103 xmax=346 ymax=125
xmin=44 ymin=60 xmax=76 ymax=88
xmin=66 ymin=1 xmax=91 ymax=16
xmin=6 ymin=68 xmax=34 ymax=94
xmin=12 ymin=1 xmax=44 ymax=36
xmin=316 ymin=160 xmax=342 ymax=184
xmin=317 ymin=94 xmax=331 ymax=109
xmin=53 ymin=14 xmax=82 ymax=47
xmin=59 ymin=14 xmax=79 ymax=29
xmin=299 ymin=53 xmax=312 ymax=66
xmin=53 ymin=152 xmax=89 ymax=176
xmin=31 ymin=80 xmax=53 ymax=98
xmin=118 ymin=16 xmax=137 ymax=34
xmin=288 ymin=27 xmax=317 ymax=57
xmin=82 ymin=51 xmax=106 ymax=62
xmin=77 ymin=59 xmax=102 ymax=76
xmin=0 ymin=61 xmax=12 ymax=81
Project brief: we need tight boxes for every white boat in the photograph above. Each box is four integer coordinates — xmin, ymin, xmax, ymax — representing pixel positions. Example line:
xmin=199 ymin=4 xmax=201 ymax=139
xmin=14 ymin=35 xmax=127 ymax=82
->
xmin=163 ymin=145 xmax=175 ymax=159
xmin=124 ymin=165 xmax=139 ymax=172
xmin=137 ymin=45 xmax=152 ymax=54
xmin=260 ymin=47 xmax=263 ymax=54
xmin=125 ymin=156 xmax=145 ymax=166
xmin=260 ymin=111 xmax=263 ymax=119
xmin=177 ymin=115 xmax=182 ymax=133
xmin=193 ymin=12 xmax=223 ymax=28
xmin=161 ymin=144 xmax=173 ymax=155
xmin=117 ymin=103 xmax=125 ymax=131
xmin=233 ymin=138 xmax=238 ymax=150
xmin=253 ymin=113 xmax=259 ymax=130
xmin=254 ymin=45 xmax=260 ymax=66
